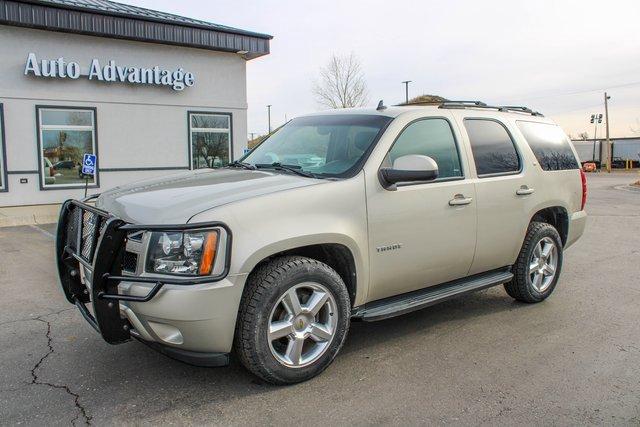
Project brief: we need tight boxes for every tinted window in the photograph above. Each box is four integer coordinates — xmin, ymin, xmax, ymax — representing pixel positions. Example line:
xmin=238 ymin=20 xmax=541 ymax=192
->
xmin=386 ymin=118 xmax=462 ymax=179
xmin=465 ymin=119 xmax=520 ymax=176
xmin=516 ymin=121 xmax=579 ymax=170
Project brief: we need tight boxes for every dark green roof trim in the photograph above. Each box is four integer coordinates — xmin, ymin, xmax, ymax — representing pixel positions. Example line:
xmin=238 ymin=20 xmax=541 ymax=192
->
xmin=0 ymin=0 xmax=271 ymax=58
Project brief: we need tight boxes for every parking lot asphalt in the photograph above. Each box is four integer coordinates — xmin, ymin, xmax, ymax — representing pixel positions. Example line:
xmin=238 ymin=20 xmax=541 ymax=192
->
xmin=1 ymin=172 xmax=639 ymax=426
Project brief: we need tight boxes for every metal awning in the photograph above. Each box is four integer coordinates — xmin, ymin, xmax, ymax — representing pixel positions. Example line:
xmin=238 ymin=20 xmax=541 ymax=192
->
xmin=0 ymin=0 xmax=272 ymax=59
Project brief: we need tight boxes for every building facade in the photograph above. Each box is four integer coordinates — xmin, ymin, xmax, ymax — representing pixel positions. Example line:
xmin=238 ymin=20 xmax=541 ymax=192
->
xmin=0 ymin=0 xmax=271 ymax=207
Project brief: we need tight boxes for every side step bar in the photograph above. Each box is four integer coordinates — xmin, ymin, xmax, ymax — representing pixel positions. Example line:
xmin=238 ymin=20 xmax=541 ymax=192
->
xmin=352 ymin=268 xmax=513 ymax=322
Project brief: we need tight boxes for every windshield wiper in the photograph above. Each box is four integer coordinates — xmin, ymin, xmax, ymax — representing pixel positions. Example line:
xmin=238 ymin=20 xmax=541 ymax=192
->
xmin=255 ymin=162 xmax=316 ymax=178
xmin=227 ymin=160 xmax=256 ymax=170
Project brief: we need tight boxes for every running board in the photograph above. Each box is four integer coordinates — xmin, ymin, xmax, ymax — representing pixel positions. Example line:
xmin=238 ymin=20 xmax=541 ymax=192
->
xmin=352 ymin=268 xmax=513 ymax=322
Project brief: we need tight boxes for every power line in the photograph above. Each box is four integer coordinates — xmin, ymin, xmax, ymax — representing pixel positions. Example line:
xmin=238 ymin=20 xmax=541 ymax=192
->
xmin=545 ymin=103 xmax=603 ymax=115
xmin=500 ymin=80 xmax=640 ymax=102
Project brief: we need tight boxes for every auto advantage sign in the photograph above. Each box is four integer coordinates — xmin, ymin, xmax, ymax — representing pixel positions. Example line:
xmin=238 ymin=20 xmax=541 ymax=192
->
xmin=23 ymin=53 xmax=195 ymax=91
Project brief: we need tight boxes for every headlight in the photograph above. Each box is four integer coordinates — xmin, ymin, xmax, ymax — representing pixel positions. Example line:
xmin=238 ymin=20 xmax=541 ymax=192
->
xmin=146 ymin=230 xmax=219 ymax=276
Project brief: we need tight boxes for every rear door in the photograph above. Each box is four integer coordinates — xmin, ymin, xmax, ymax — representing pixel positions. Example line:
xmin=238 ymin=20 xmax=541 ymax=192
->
xmin=460 ymin=117 xmax=538 ymax=275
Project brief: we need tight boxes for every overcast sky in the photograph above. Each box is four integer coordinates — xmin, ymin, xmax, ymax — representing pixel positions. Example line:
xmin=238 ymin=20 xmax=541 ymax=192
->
xmin=126 ymin=0 xmax=640 ymax=139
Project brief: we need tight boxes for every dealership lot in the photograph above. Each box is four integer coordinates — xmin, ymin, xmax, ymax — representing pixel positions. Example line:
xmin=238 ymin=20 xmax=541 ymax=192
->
xmin=1 ymin=172 xmax=639 ymax=425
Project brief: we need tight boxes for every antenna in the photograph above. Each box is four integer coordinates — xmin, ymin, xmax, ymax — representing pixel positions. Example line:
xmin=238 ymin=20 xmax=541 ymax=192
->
xmin=376 ymin=100 xmax=386 ymax=111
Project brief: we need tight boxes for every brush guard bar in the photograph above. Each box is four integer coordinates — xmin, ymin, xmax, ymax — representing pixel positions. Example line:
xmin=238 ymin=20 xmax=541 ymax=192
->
xmin=55 ymin=199 xmax=232 ymax=344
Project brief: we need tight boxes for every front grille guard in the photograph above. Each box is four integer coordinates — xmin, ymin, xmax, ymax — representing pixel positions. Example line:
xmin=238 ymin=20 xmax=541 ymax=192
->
xmin=56 ymin=199 xmax=232 ymax=344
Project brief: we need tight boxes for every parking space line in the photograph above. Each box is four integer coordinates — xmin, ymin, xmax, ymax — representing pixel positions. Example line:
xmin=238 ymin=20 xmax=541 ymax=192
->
xmin=29 ymin=224 xmax=55 ymax=240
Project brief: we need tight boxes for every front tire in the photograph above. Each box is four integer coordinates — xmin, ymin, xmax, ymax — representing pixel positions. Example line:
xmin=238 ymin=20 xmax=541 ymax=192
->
xmin=505 ymin=222 xmax=563 ymax=303
xmin=235 ymin=256 xmax=351 ymax=385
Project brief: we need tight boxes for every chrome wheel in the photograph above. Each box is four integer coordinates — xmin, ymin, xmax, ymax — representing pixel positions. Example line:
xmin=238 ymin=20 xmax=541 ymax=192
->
xmin=528 ymin=237 xmax=558 ymax=293
xmin=267 ymin=282 xmax=337 ymax=368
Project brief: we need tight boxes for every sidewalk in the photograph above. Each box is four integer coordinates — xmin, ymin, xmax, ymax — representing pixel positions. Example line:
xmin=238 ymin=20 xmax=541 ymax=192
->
xmin=0 ymin=204 xmax=60 ymax=227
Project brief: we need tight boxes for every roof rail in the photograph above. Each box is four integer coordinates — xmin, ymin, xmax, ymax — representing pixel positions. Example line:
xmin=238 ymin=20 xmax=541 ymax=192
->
xmin=439 ymin=101 xmax=543 ymax=117
xmin=440 ymin=100 xmax=488 ymax=107
xmin=500 ymin=106 xmax=544 ymax=116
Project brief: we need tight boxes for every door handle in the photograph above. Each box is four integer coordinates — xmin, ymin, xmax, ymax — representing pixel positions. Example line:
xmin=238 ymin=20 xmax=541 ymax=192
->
xmin=516 ymin=186 xmax=535 ymax=196
xmin=449 ymin=194 xmax=473 ymax=206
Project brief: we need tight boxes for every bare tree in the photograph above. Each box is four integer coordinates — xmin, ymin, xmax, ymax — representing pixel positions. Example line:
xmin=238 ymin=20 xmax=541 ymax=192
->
xmin=578 ymin=132 xmax=589 ymax=140
xmin=312 ymin=53 xmax=369 ymax=109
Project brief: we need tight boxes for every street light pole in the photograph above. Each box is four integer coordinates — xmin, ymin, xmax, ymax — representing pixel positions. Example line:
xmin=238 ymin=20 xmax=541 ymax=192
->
xmin=604 ymin=92 xmax=611 ymax=173
xmin=267 ymin=105 xmax=272 ymax=134
xmin=402 ymin=80 xmax=412 ymax=104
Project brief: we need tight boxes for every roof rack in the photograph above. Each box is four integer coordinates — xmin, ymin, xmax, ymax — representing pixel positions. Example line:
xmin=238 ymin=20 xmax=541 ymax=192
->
xmin=438 ymin=100 xmax=543 ymax=117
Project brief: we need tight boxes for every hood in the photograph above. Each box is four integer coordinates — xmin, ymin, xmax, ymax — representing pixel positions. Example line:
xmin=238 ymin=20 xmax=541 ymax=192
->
xmin=95 ymin=168 xmax=322 ymax=224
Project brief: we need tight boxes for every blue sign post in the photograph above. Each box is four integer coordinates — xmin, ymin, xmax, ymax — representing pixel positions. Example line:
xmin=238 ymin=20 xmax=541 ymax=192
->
xmin=82 ymin=153 xmax=96 ymax=197
xmin=82 ymin=153 xmax=96 ymax=175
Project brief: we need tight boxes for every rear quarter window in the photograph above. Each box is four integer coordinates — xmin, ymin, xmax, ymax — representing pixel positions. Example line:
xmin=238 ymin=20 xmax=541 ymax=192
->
xmin=516 ymin=121 xmax=579 ymax=171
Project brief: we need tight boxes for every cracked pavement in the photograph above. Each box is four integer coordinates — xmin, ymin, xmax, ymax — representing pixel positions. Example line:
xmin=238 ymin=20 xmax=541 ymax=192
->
xmin=30 ymin=315 xmax=92 ymax=426
xmin=1 ymin=172 xmax=639 ymax=425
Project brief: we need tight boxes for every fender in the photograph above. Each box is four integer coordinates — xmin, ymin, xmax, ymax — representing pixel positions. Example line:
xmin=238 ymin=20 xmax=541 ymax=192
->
xmin=236 ymin=233 xmax=369 ymax=307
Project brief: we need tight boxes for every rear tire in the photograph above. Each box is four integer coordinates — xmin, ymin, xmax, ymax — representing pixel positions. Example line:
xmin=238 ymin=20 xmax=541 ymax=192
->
xmin=235 ymin=256 xmax=351 ymax=385
xmin=505 ymin=221 xmax=563 ymax=303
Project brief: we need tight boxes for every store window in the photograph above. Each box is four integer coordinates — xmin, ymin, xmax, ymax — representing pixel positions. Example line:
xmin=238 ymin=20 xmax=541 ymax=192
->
xmin=189 ymin=112 xmax=232 ymax=169
xmin=0 ymin=104 xmax=7 ymax=192
xmin=37 ymin=107 xmax=97 ymax=189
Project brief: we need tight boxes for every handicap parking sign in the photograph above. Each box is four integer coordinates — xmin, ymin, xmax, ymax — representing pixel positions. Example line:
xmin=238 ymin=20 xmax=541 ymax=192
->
xmin=82 ymin=153 xmax=96 ymax=175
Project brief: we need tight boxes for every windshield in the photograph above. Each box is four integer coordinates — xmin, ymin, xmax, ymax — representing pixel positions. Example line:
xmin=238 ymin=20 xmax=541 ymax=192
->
xmin=242 ymin=114 xmax=392 ymax=178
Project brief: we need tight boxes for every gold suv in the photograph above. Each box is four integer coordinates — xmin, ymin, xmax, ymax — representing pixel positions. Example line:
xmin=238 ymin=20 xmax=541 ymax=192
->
xmin=56 ymin=101 xmax=587 ymax=384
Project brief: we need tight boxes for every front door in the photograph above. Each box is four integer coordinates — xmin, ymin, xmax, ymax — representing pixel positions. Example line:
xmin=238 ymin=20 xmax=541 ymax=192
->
xmin=366 ymin=117 xmax=477 ymax=302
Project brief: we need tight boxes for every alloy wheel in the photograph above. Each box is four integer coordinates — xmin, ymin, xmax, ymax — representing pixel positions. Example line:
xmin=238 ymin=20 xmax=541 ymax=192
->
xmin=267 ymin=282 xmax=337 ymax=368
xmin=528 ymin=236 xmax=558 ymax=293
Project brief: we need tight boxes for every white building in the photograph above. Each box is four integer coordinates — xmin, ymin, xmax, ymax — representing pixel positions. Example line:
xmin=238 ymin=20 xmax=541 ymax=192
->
xmin=0 ymin=0 xmax=271 ymax=207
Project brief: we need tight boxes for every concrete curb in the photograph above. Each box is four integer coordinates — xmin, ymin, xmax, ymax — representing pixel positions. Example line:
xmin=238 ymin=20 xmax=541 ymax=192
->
xmin=0 ymin=215 xmax=58 ymax=228
xmin=614 ymin=185 xmax=640 ymax=193
xmin=0 ymin=204 xmax=60 ymax=228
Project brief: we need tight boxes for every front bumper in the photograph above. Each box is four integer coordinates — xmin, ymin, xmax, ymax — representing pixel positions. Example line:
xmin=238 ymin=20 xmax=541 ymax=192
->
xmin=56 ymin=199 xmax=241 ymax=366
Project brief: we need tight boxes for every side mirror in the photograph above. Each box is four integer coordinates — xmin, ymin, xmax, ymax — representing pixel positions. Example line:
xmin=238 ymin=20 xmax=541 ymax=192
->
xmin=379 ymin=154 xmax=439 ymax=189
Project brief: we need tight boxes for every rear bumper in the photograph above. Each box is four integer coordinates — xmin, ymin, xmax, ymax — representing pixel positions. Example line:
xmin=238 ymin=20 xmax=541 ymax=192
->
xmin=566 ymin=210 xmax=587 ymax=249
xmin=56 ymin=199 xmax=242 ymax=363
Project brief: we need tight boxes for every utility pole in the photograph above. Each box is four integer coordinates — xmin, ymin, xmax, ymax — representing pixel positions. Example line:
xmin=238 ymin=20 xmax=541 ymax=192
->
xmin=402 ymin=80 xmax=412 ymax=104
xmin=590 ymin=113 xmax=602 ymax=163
xmin=604 ymin=92 xmax=611 ymax=172
xmin=267 ymin=105 xmax=272 ymax=134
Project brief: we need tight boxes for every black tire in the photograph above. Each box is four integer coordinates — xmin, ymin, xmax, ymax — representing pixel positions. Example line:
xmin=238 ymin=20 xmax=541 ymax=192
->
xmin=504 ymin=221 xmax=564 ymax=303
xmin=234 ymin=256 xmax=351 ymax=385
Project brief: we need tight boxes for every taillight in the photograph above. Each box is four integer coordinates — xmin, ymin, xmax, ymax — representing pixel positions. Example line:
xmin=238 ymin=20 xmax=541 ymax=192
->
xmin=579 ymin=169 xmax=587 ymax=210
